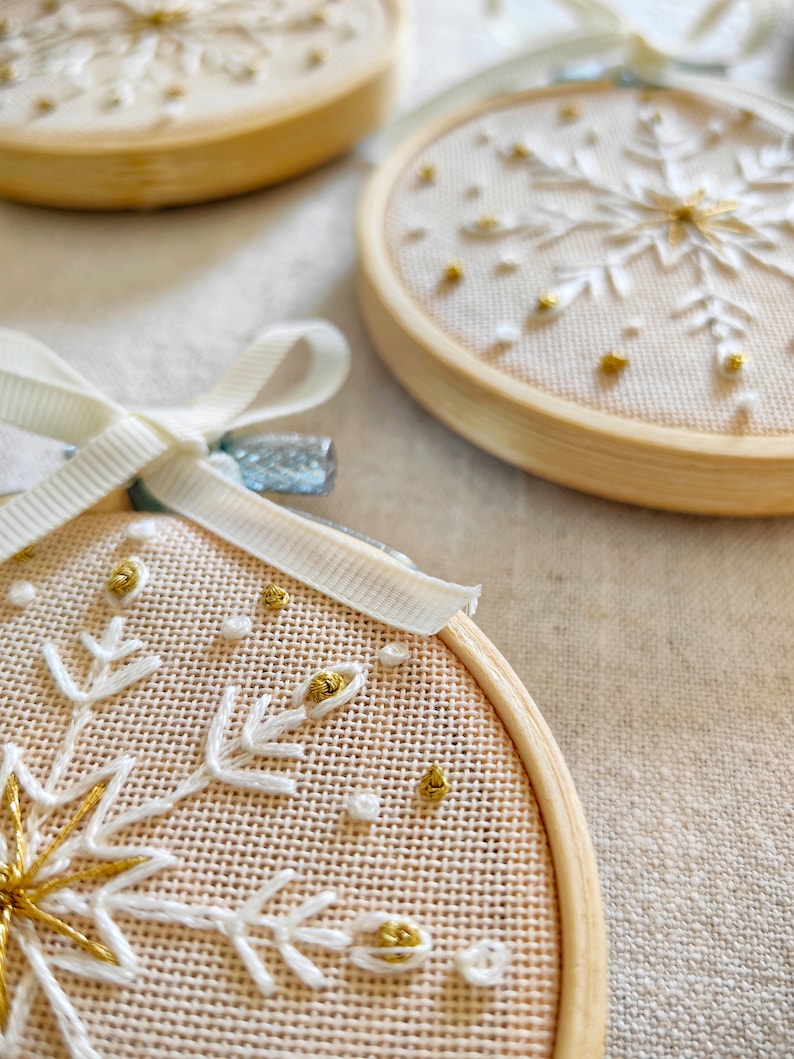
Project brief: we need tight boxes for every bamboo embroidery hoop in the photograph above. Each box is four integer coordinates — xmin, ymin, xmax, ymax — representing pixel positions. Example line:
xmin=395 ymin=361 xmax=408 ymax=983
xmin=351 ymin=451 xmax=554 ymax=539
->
xmin=1 ymin=496 xmax=606 ymax=1058
xmin=0 ymin=0 xmax=406 ymax=210
xmin=358 ymin=79 xmax=794 ymax=516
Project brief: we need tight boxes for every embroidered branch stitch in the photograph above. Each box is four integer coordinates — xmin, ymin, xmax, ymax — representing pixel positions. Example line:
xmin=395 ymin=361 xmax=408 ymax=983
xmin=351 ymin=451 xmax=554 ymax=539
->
xmin=460 ymin=98 xmax=794 ymax=384
xmin=0 ymin=659 xmax=367 ymax=1058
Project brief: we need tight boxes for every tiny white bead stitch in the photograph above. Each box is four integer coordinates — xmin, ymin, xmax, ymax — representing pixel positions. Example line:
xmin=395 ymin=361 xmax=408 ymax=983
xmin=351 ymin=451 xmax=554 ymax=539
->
xmin=498 ymin=252 xmax=520 ymax=270
xmin=736 ymin=392 xmax=759 ymax=416
xmin=125 ymin=519 xmax=158 ymax=540
xmin=378 ymin=642 xmax=409 ymax=668
xmin=7 ymin=580 xmax=35 ymax=608
xmin=455 ymin=938 xmax=510 ymax=987
xmin=495 ymin=323 xmax=521 ymax=346
xmin=346 ymin=791 xmax=380 ymax=822
xmin=221 ymin=615 xmax=253 ymax=641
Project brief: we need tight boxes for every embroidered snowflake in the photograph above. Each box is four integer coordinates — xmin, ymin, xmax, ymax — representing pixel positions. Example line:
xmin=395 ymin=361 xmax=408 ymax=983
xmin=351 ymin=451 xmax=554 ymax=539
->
xmin=464 ymin=97 xmax=794 ymax=379
xmin=0 ymin=0 xmax=365 ymax=117
xmin=0 ymin=617 xmax=364 ymax=1059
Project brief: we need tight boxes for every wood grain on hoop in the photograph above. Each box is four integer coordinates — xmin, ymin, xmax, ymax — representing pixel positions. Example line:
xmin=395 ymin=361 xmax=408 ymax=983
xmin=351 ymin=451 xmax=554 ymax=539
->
xmin=0 ymin=0 xmax=406 ymax=210
xmin=357 ymin=86 xmax=794 ymax=517
xmin=441 ymin=612 xmax=607 ymax=1059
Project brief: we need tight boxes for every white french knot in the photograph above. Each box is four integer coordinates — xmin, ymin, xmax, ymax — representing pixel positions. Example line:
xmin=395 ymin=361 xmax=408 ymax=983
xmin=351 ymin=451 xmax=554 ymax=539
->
xmin=345 ymin=791 xmax=380 ymax=822
xmin=455 ymin=938 xmax=510 ymax=987
xmin=221 ymin=615 xmax=253 ymax=641
xmin=378 ymin=642 xmax=409 ymax=668
xmin=7 ymin=580 xmax=35 ymax=607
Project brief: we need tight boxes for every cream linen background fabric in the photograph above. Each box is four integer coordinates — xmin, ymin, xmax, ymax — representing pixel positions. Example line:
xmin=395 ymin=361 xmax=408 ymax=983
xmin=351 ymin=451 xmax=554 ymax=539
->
xmin=0 ymin=1 xmax=792 ymax=1057
xmin=0 ymin=513 xmax=560 ymax=1058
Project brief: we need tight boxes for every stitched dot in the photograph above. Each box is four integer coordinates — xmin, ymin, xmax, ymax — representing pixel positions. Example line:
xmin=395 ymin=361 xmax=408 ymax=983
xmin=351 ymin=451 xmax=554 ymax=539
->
xmin=221 ymin=615 xmax=252 ymax=641
xmin=7 ymin=581 xmax=35 ymax=608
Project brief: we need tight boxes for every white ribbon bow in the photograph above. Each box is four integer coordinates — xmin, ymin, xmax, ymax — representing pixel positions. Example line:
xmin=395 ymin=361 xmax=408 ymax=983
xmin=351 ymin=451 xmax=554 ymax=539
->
xmin=0 ymin=326 xmax=480 ymax=635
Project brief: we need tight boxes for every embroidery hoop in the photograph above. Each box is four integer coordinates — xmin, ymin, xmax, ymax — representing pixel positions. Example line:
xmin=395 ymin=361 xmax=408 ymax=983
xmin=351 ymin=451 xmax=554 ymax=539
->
xmin=358 ymin=74 xmax=794 ymax=516
xmin=0 ymin=0 xmax=407 ymax=209
xmin=0 ymin=504 xmax=606 ymax=1058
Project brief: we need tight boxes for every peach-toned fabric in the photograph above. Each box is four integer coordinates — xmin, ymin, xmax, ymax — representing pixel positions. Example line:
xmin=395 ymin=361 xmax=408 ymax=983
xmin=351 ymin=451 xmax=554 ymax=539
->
xmin=0 ymin=513 xmax=560 ymax=1059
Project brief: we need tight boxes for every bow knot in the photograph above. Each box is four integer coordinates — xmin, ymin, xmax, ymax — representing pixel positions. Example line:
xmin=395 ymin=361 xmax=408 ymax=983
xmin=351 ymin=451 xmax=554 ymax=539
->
xmin=0 ymin=326 xmax=480 ymax=635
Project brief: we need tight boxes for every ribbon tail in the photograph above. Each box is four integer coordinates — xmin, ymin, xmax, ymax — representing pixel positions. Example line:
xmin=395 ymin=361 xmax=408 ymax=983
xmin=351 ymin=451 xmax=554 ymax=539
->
xmin=144 ymin=457 xmax=480 ymax=635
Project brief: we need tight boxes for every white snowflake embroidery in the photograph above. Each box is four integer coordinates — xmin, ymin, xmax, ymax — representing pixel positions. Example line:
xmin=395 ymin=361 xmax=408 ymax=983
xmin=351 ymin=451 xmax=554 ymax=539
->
xmin=466 ymin=98 xmax=794 ymax=371
xmin=0 ymin=0 xmax=364 ymax=118
xmin=0 ymin=652 xmax=366 ymax=1058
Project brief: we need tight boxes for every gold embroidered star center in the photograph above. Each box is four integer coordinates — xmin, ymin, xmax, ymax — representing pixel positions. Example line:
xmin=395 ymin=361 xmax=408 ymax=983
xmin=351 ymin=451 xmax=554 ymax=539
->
xmin=0 ymin=774 xmax=148 ymax=1027
xmin=635 ymin=188 xmax=755 ymax=247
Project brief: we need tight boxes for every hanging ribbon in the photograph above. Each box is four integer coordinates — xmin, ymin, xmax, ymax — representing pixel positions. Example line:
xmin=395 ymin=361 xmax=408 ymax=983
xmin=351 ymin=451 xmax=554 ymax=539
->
xmin=0 ymin=327 xmax=480 ymax=635
xmin=366 ymin=0 xmax=792 ymax=163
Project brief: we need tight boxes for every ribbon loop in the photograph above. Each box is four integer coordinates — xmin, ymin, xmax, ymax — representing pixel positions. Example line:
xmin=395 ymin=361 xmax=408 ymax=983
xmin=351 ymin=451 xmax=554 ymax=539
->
xmin=0 ymin=326 xmax=480 ymax=635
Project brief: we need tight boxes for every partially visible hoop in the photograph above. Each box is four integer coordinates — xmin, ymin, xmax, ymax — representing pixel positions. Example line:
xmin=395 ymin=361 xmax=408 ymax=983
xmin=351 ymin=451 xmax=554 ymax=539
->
xmin=0 ymin=0 xmax=407 ymax=210
xmin=441 ymin=612 xmax=607 ymax=1059
xmin=357 ymin=83 xmax=794 ymax=517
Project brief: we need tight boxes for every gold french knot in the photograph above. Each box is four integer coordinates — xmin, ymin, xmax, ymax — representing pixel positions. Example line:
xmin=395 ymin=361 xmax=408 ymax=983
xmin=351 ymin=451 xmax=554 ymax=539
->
xmin=510 ymin=142 xmax=531 ymax=159
xmin=600 ymin=351 xmax=629 ymax=374
xmin=107 ymin=559 xmax=140 ymax=598
xmin=308 ymin=671 xmax=345 ymax=703
xmin=444 ymin=260 xmax=464 ymax=283
xmin=724 ymin=352 xmax=747 ymax=373
xmin=417 ymin=163 xmax=436 ymax=183
xmin=536 ymin=292 xmax=558 ymax=311
xmin=560 ymin=101 xmax=581 ymax=121
xmin=418 ymin=764 xmax=451 ymax=801
xmin=0 ymin=62 xmax=17 ymax=82
xmin=12 ymin=546 xmax=34 ymax=564
xmin=0 ymin=775 xmax=149 ymax=1028
xmin=377 ymin=920 xmax=423 ymax=963
xmin=262 ymin=583 xmax=291 ymax=610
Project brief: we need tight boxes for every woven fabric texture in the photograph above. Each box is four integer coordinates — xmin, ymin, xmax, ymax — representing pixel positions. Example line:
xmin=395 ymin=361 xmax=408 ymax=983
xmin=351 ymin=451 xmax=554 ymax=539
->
xmin=0 ymin=513 xmax=560 ymax=1059
xmin=0 ymin=0 xmax=392 ymax=139
xmin=383 ymin=84 xmax=794 ymax=436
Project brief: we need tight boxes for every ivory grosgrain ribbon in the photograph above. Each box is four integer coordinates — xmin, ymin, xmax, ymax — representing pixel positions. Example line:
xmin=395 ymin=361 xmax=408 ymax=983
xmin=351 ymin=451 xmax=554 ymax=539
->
xmin=0 ymin=327 xmax=480 ymax=635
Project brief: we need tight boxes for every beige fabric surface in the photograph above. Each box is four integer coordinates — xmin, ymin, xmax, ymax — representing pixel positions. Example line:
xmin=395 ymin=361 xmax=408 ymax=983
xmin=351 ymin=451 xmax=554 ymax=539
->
xmin=0 ymin=2 xmax=792 ymax=1057
xmin=0 ymin=513 xmax=560 ymax=1058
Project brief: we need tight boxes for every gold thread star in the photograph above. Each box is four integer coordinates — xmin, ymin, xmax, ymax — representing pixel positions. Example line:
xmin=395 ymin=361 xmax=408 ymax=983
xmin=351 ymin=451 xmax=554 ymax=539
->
xmin=0 ymin=775 xmax=148 ymax=1028
xmin=632 ymin=189 xmax=754 ymax=248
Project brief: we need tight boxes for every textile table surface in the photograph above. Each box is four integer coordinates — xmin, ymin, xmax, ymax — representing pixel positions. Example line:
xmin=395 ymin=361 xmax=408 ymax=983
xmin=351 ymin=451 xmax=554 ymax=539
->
xmin=0 ymin=2 xmax=792 ymax=1057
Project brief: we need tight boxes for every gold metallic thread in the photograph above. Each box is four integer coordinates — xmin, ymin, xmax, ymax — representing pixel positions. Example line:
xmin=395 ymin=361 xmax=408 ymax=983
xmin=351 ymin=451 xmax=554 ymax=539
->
xmin=536 ymin=292 xmax=558 ymax=311
xmin=417 ymin=163 xmax=436 ymax=183
xmin=628 ymin=189 xmax=750 ymax=248
xmin=308 ymin=671 xmax=345 ymax=703
xmin=377 ymin=920 xmax=422 ymax=963
xmin=308 ymin=45 xmax=329 ymax=64
xmin=165 ymin=83 xmax=187 ymax=98
xmin=107 ymin=559 xmax=140 ymax=597
xmin=510 ymin=142 xmax=531 ymax=159
xmin=724 ymin=352 xmax=747 ymax=373
xmin=262 ymin=583 xmax=290 ymax=610
xmin=560 ymin=101 xmax=581 ymax=121
xmin=0 ymin=775 xmax=148 ymax=1027
xmin=476 ymin=214 xmax=499 ymax=230
xmin=35 ymin=97 xmax=56 ymax=113
xmin=444 ymin=260 xmax=464 ymax=282
xmin=600 ymin=351 xmax=629 ymax=374
xmin=12 ymin=546 xmax=34 ymax=564
xmin=418 ymin=764 xmax=451 ymax=800
xmin=148 ymin=4 xmax=190 ymax=24
xmin=0 ymin=62 xmax=17 ymax=82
